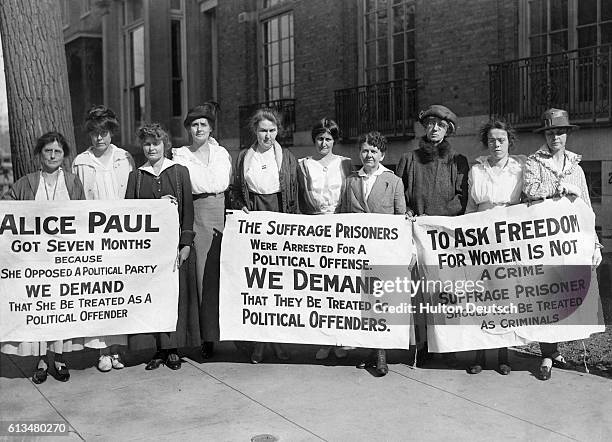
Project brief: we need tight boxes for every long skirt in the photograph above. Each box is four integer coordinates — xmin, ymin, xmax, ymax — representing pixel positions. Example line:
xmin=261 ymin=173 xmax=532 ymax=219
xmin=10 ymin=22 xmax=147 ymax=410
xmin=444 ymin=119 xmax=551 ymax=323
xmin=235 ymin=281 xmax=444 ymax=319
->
xmin=1 ymin=338 xmax=84 ymax=356
xmin=194 ymin=194 xmax=225 ymax=342
xmin=129 ymin=251 xmax=201 ymax=350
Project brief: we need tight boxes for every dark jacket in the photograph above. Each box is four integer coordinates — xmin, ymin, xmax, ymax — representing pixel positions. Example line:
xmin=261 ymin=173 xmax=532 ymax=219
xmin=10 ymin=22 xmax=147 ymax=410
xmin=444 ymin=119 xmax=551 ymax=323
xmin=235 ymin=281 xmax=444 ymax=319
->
xmin=4 ymin=170 xmax=85 ymax=201
xmin=125 ymin=162 xmax=195 ymax=247
xmin=396 ymin=137 xmax=469 ymax=216
xmin=232 ymin=143 xmax=299 ymax=214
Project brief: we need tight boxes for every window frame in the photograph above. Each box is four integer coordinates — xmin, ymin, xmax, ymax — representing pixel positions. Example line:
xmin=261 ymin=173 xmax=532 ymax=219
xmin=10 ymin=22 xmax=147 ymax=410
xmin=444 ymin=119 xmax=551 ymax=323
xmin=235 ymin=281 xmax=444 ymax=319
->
xmin=170 ymin=1 xmax=187 ymax=120
xmin=359 ymin=0 xmax=416 ymax=85
xmin=258 ymin=3 xmax=295 ymax=102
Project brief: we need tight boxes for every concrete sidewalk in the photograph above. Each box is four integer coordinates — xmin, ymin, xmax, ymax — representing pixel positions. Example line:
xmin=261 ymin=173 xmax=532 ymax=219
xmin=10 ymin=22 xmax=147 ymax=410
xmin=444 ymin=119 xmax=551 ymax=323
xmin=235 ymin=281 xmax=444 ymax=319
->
xmin=1 ymin=344 xmax=610 ymax=441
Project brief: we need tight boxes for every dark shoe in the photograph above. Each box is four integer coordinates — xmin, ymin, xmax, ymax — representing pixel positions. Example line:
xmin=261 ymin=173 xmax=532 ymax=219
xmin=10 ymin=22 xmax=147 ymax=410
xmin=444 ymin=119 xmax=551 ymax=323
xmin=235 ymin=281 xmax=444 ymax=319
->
xmin=468 ymin=364 xmax=483 ymax=374
xmin=251 ymin=343 xmax=265 ymax=364
xmin=166 ymin=352 xmax=182 ymax=370
xmin=499 ymin=364 xmax=512 ymax=375
xmin=55 ymin=362 xmax=70 ymax=382
xmin=539 ymin=358 xmax=552 ymax=380
xmin=201 ymin=341 xmax=214 ymax=359
xmin=145 ymin=352 xmax=166 ymax=371
xmin=356 ymin=359 xmax=369 ymax=369
xmin=375 ymin=349 xmax=388 ymax=376
xmin=552 ymin=355 xmax=569 ymax=369
xmin=32 ymin=367 xmax=48 ymax=384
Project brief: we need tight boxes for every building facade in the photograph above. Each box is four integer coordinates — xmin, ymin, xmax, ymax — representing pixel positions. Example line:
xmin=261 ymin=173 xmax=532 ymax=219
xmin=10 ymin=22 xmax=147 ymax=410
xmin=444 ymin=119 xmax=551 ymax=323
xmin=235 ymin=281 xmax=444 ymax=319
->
xmin=63 ymin=0 xmax=612 ymax=245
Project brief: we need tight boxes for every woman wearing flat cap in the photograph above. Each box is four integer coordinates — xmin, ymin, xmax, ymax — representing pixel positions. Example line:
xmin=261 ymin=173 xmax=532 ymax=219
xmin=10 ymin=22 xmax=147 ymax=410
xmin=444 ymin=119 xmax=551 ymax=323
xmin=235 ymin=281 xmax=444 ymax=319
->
xmin=523 ymin=107 xmax=603 ymax=380
xmin=396 ymin=104 xmax=469 ymax=366
xmin=172 ymin=103 xmax=232 ymax=359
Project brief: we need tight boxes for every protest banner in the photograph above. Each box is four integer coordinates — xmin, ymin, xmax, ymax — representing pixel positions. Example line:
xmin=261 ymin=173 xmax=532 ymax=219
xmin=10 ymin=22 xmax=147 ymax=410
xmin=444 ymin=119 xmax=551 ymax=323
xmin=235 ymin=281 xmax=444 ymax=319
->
xmin=413 ymin=197 xmax=604 ymax=352
xmin=0 ymin=200 xmax=180 ymax=342
xmin=219 ymin=211 xmax=414 ymax=349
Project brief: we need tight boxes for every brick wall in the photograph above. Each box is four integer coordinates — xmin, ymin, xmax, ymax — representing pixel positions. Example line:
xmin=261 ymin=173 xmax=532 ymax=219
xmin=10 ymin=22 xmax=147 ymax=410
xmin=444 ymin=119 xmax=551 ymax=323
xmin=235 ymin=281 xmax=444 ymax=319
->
xmin=216 ymin=0 xmax=258 ymax=143
xmin=415 ymin=0 xmax=518 ymax=118
xmin=216 ymin=0 xmax=358 ymax=143
xmin=293 ymin=0 xmax=358 ymax=132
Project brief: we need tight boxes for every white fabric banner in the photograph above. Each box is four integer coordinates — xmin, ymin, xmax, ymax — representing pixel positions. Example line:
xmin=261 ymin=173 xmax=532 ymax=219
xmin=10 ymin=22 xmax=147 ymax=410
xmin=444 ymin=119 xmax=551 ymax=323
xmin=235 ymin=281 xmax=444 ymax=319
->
xmin=219 ymin=211 xmax=414 ymax=349
xmin=413 ymin=198 xmax=604 ymax=352
xmin=0 ymin=200 xmax=180 ymax=342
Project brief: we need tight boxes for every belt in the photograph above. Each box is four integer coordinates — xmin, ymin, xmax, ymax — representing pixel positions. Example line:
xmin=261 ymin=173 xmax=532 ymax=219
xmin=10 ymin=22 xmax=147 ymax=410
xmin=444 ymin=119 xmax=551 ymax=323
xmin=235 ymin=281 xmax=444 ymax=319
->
xmin=193 ymin=192 xmax=224 ymax=200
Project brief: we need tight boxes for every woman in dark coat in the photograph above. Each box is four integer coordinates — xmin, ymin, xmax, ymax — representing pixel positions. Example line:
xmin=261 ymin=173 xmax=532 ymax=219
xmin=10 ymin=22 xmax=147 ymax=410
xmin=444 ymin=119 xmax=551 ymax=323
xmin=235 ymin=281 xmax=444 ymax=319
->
xmin=396 ymin=105 xmax=469 ymax=367
xmin=2 ymin=132 xmax=85 ymax=384
xmin=233 ymin=108 xmax=298 ymax=363
xmin=126 ymin=123 xmax=200 ymax=371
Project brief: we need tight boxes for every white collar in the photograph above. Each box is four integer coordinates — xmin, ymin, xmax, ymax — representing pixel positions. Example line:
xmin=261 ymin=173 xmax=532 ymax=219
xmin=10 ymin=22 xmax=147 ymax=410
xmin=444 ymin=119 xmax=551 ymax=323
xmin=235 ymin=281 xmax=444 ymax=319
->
xmin=358 ymin=164 xmax=389 ymax=177
xmin=139 ymin=158 xmax=176 ymax=176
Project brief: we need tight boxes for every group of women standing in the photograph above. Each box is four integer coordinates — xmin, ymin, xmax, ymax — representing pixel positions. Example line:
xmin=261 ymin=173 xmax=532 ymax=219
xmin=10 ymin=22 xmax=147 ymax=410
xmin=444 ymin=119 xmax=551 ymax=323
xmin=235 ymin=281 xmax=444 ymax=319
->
xmin=1 ymin=102 xmax=230 ymax=383
xmin=1 ymin=101 xmax=602 ymax=383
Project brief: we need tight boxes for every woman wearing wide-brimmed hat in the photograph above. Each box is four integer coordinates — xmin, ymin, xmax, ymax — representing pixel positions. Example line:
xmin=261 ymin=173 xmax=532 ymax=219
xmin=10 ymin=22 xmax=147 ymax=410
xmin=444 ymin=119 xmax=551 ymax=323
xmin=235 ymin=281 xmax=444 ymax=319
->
xmin=523 ymin=108 xmax=603 ymax=380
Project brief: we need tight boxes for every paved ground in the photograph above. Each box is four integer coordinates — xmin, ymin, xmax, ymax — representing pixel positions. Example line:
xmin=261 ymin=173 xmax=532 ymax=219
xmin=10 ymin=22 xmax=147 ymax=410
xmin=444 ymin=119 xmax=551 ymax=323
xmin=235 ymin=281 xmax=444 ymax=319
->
xmin=1 ymin=343 xmax=610 ymax=441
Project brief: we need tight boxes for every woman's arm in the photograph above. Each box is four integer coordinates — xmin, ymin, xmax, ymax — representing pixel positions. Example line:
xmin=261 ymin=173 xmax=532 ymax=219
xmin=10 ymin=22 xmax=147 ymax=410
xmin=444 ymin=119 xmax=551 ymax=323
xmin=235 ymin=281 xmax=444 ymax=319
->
xmin=465 ymin=169 xmax=478 ymax=213
xmin=446 ymin=154 xmax=469 ymax=215
xmin=522 ymin=157 xmax=556 ymax=200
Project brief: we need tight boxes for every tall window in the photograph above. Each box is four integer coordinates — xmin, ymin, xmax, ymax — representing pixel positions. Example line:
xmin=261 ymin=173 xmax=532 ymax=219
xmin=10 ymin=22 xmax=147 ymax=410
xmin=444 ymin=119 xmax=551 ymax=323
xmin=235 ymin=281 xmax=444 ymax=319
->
xmin=363 ymin=0 xmax=415 ymax=84
xmin=171 ymin=20 xmax=183 ymax=117
xmin=262 ymin=12 xmax=294 ymax=101
xmin=129 ymin=26 xmax=145 ymax=132
xmin=524 ymin=0 xmax=612 ymax=55
xmin=577 ymin=0 xmax=612 ymax=48
xmin=528 ymin=0 xmax=568 ymax=56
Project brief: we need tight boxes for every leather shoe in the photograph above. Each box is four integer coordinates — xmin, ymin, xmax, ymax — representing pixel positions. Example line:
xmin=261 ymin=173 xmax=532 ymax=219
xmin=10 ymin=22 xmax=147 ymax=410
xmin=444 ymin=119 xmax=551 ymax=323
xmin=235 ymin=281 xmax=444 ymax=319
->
xmin=32 ymin=367 xmax=48 ymax=384
xmin=145 ymin=352 xmax=166 ymax=371
xmin=201 ymin=342 xmax=214 ymax=359
xmin=468 ymin=364 xmax=483 ymax=374
xmin=251 ymin=343 xmax=265 ymax=364
xmin=55 ymin=363 xmax=70 ymax=382
xmin=499 ymin=364 xmax=512 ymax=375
xmin=356 ymin=359 xmax=369 ymax=369
xmin=539 ymin=365 xmax=551 ymax=380
xmin=166 ymin=352 xmax=182 ymax=370
xmin=375 ymin=349 xmax=388 ymax=376
xmin=552 ymin=355 xmax=569 ymax=369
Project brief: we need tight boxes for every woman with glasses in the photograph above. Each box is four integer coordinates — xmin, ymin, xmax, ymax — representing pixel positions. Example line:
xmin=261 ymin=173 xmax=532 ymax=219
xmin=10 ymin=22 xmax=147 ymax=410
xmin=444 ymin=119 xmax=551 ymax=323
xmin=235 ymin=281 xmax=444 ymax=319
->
xmin=396 ymin=104 xmax=469 ymax=367
xmin=2 ymin=132 xmax=85 ymax=384
xmin=72 ymin=105 xmax=135 ymax=372
xmin=466 ymin=119 xmax=526 ymax=375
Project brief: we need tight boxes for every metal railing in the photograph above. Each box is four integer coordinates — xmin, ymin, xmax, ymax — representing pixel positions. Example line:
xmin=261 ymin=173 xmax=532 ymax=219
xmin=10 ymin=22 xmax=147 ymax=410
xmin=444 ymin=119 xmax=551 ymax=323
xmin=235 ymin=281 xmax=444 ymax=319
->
xmin=489 ymin=44 xmax=612 ymax=127
xmin=238 ymin=99 xmax=296 ymax=148
xmin=334 ymin=79 xmax=418 ymax=141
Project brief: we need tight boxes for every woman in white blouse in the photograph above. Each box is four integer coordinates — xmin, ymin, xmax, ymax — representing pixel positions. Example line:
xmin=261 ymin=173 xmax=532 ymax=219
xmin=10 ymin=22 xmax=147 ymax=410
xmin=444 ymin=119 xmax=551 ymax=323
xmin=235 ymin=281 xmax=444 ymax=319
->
xmin=173 ymin=103 xmax=232 ymax=359
xmin=233 ymin=108 xmax=299 ymax=363
xmin=72 ymin=105 xmax=134 ymax=373
xmin=297 ymin=118 xmax=352 ymax=360
xmin=466 ymin=119 xmax=525 ymax=375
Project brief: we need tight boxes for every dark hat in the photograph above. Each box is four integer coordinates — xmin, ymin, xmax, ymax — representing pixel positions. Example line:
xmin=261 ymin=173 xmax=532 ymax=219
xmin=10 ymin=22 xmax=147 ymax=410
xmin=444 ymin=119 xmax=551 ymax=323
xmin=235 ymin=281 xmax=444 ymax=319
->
xmin=183 ymin=102 xmax=219 ymax=128
xmin=418 ymin=104 xmax=458 ymax=134
xmin=534 ymin=108 xmax=578 ymax=133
